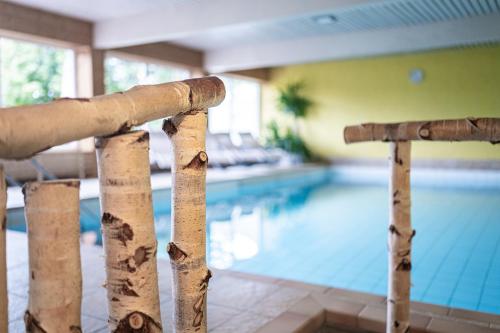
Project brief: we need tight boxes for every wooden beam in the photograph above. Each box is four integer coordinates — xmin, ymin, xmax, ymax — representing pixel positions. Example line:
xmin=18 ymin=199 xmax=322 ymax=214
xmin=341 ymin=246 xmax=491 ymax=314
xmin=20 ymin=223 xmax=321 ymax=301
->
xmin=225 ymin=68 xmax=271 ymax=82
xmin=0 ymin=1 xmax=92 ymax=47
xmin=344 ymin=118 xmax=500 ymax=144
xmin=110 ymin=42 xmax=203 ymax=70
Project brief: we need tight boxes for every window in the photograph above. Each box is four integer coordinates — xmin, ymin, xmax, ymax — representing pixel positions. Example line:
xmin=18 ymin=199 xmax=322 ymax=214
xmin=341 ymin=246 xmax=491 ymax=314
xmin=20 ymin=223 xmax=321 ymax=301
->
xmin=105 ymin=55 xmax=191 ymax=131
xmin=0 ymin=37 xmax=78 ymax=151
xmin=0 ymin=37 xmax=75 ymax=107
xmin=208 ymin=75 xmax=261 ymax=138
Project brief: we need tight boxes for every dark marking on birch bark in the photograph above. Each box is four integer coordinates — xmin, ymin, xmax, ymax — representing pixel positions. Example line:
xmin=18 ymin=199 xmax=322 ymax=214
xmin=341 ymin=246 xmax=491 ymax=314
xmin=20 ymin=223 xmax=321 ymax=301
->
xmin=112 ymin=297 xmax=119 ymax=302
xmin=54 ymin=97 xmax=91 ymax=102
xmin=114 ymin=311 xmax=162 ymax=333
xmin=134 ymin=246 xmax=153 ymax=266
xmin=192 ymin=269 xmax=212 ymax=328
xmin=167 ymin=242 xmax=187 ymax=262
xmin=404 ymin=326 xmax=410 ymax=333
xmin=102 ymin=212 xmax=122 ymax=225
xmin=63 ymin=180 xmax=80 ymax=188
xmin=389 ymin=225 xmax=401 ymax=236
xmin=119 ymin=246 xmax=153 ymax=272
xmin=101 ymin=213 xmax=134 ymax=245
xmin=70 ymin=325 xmax=82 ymax=333
xmin=25 ymin=311 xmax=47 ymax=333
xmin=134 ymin=132 xmax=149 ymax=144
xmin=409 ymin=229 xmax=416 ymax=243
xmin=162 ymin=119 xmax=177 ymax=137
xmin=2 ymin=216 xmax=6 ymax=231
xmin=394 ymin=320 xmax=400 ymax=328
xmin=393 ymin=144 xmax=403 ymax=165
xmin=112 ymin=279 xmax=139 ymax=297
xmin=183 ymin=151 xmax=208 ymax=170
xmin=31 ymin=271 xmax=35 ymax=280
xmin=188 ymin=88 xmax=194 ymax=107
xmin=466 ymin=117 xmax=479 ymax=130
xmin=396 ymin=258 xmax=412 ymax=271
xmin=117 ymin=122 xmax=132 ymax=134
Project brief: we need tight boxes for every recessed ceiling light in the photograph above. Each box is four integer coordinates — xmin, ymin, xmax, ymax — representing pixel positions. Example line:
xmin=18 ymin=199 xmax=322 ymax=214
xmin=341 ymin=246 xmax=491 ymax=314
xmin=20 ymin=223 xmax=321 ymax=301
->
xmin=312 ymin=14 xmax=338 ymax=25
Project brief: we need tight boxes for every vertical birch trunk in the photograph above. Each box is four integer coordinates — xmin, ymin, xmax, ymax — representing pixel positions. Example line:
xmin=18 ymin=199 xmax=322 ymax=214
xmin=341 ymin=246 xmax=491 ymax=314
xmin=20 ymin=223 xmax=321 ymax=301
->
xmin=387 ymin=141 xmax=414 ymax=333
xmin=23 ymin=180 xmax=82 ymax=333
xmin=0 ymin=167 xmax=7 ymax=332
xmin=96 ymin=130 xmax=162 ymax=332
xmin=163 ymin=110 xmax=211 ymax=333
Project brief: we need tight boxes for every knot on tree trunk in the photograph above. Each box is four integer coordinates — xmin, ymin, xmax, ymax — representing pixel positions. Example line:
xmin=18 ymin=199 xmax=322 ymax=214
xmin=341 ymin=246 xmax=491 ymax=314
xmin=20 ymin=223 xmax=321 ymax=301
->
xmin=24 ymin=311 xmax=47 ymax=333
xmin=396 ymin=258 xmax=412 ymax=271
xmin=162 ymin=118 xmax=178 ymax=137
xmin=114 ymin=311 xmax=162 ymax=333
xmin=167 ymin=242 xmax=188 ymax=262
xmin=183 ymin=151 xmax=208 ymax=170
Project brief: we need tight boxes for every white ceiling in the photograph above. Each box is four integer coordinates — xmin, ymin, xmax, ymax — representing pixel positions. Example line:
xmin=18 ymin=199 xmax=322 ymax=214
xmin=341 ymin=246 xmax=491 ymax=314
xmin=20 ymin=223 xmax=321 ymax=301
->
xmin=6 ymin=0 xmax=189 ymax=21
xmin=173 ymin=0 xmax=500 ymax=50
xmin=6 ymin=0 xmax=500 ymax=72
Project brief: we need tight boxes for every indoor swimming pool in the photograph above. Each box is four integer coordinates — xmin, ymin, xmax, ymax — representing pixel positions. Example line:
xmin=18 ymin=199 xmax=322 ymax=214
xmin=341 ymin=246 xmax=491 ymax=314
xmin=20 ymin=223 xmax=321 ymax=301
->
xmin=8 ymin=167 xmax=500 ymax=314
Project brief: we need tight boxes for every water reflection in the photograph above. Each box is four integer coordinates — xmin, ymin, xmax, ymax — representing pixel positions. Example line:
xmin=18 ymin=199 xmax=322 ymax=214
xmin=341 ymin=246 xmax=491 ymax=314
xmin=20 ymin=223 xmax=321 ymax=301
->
xmin=7 ymin=180 xmax=323 ymax=271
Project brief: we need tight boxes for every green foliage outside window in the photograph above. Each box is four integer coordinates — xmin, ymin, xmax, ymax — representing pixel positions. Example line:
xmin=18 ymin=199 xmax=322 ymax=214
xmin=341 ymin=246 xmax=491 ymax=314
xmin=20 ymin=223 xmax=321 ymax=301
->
xmin=0 ymin=38 xmax=67 ymax=107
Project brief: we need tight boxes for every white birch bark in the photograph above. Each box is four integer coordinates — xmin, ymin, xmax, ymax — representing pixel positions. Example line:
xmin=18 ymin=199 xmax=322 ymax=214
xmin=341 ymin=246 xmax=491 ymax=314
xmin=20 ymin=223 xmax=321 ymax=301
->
xmin=0 ymin=77 xmax=225 ymax=160
xmin=96 ymin=130 xmax=162 ymax=332
xmin=23 ymin=180 xmax=82 ymax=333
xmin=387 ymin=141 xmax=414 ymax=333
xmin=344 ymin=117 xmax=500 ymax=144
xmin=163 ymin=110 xmax=211 ymax=333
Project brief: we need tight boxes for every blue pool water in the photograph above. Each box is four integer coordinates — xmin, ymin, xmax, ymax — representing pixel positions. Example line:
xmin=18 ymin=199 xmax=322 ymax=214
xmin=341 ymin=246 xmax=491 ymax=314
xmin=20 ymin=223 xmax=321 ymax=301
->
xmin=8 ymin=167 xmax=500 ymax=314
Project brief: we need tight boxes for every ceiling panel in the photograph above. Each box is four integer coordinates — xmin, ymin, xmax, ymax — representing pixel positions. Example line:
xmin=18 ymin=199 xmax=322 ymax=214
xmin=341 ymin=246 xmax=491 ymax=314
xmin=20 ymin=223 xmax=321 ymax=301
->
xmin=173 ymin=0 xmax=500 ymax=50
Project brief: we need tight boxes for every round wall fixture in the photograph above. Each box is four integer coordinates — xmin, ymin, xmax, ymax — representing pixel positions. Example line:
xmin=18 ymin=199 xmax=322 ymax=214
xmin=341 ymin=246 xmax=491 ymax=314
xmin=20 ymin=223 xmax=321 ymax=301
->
xmin=409 ymin=68 xmax=424 ymax=84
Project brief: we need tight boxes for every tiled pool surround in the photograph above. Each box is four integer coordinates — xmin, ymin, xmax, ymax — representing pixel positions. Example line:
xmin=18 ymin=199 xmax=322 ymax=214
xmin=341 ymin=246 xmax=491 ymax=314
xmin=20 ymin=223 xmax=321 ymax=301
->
xmin=6 ymin=231 xmax=500 ymax=333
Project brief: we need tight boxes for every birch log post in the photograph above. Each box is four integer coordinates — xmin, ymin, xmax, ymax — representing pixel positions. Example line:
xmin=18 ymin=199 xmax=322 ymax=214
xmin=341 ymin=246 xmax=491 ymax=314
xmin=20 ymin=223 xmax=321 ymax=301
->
xmin=23 ymin=180 xmax=82 ymax=333
xmin=0 ymin=167 xmax=7 ymax=332
xmin=96 ymin=131 xmax=162 ymax=333
xmin=387 ymin=141 xmax=414 ymax=333
xmin=0 ymin=76 xmax=225 ymax=160
xmin=344 ymin=118 xmax=500 ymax=144
xmin=163 ymin=110 xmax=211 ymax=333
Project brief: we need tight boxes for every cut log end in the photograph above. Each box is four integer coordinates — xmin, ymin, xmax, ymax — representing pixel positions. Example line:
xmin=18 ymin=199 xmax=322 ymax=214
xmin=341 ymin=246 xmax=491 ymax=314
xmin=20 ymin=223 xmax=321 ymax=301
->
xmin=183 ymin=76 xmax=225 ymax=110
xmin=183 ymin=151 xmax=208 ymax=170
xmin=114 ymin=311 xmax=162 ymax=333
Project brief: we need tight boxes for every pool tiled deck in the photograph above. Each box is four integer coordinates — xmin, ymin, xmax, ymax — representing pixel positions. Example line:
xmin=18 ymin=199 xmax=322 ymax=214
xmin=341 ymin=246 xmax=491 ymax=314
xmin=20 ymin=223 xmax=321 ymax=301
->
xmin=6 ymin=230 xmax=500 ymax=333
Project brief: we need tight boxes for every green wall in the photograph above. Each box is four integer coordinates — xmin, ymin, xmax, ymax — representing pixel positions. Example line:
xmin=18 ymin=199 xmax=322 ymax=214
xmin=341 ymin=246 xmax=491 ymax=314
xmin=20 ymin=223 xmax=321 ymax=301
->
xmin=262 ymin=45 xmax=500 ymax=160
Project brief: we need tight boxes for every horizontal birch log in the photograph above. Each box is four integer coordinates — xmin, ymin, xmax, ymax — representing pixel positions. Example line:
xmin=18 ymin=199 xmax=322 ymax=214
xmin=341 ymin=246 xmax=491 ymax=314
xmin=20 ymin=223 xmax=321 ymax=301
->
xmin=344 ymin=118 xmax=500 ymax=144
xmin=0 ymin=76 xmax=225 ymax=160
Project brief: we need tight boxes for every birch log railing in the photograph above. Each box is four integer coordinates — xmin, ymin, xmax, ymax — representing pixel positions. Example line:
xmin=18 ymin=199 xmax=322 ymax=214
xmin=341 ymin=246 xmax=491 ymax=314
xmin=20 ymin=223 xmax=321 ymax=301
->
xmin=344 ymin=118 xmax=500 ymax=333
xmin=0 ymin=76 xmax=225 ymax=333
